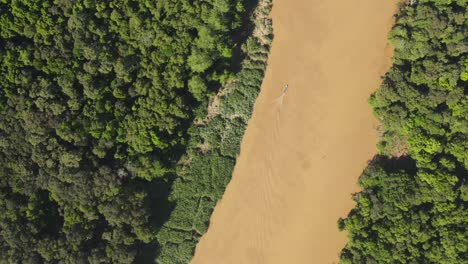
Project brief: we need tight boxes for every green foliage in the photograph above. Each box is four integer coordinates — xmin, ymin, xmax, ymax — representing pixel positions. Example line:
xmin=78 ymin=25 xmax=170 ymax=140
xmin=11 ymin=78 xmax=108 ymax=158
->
xmin=0 ymin=0 xmax=265 ymax=263
xmin=340 ymin=1 xmax=467 ymax=263
xmin=154 ymin=0 xmax=273 ymax=262
xmin=188 ymin=48 xmax=215 ymax=73
xmin=188 ymin=75 xmax=208 ymax=102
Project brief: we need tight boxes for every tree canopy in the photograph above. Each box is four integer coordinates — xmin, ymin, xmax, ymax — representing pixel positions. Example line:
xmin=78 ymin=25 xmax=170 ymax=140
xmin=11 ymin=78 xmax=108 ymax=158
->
xmin=339 ymin=1 xmax=467 ymax=263
xmin=0 ymin=0 xmax=270 ymax=263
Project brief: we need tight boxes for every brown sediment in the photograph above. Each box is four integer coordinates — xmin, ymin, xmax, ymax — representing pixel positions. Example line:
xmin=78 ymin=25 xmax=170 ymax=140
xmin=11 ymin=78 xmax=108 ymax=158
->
xmin=191 ymin=0 xmax=398 ymax=263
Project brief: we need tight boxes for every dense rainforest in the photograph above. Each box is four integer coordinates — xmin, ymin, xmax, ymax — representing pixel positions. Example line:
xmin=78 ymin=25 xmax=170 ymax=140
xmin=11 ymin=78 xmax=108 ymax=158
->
xmin=0 ymin=0 xmax=272 ymax=263
xmin=339 ymin=0 xmax=467 ymax=263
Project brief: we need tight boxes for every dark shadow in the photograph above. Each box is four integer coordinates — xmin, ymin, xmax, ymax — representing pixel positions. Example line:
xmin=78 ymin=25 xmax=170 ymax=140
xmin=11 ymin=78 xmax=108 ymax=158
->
xmin=134 ymin=241 xmax=161 ymax=264
xmin=133 ymin=174 xmax=176 ymax=262
xmin=368 ymin=155 xmax=417 ymax=175
xmin=38 ymin=190 xmax=64 ymax=237
xmin=148 ymin=175 xmax=177 ymax=229
xmin=453 ymin=161 xmax=467 ymax=191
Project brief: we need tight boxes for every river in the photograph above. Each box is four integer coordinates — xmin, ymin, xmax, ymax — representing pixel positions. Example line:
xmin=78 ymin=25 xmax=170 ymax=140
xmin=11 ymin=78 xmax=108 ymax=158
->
xmin=191 ymin=1 xmax=397 ymax=263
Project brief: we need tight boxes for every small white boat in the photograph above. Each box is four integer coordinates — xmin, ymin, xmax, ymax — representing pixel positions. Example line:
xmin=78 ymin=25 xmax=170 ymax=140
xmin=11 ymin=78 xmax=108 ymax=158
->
xmin=282 ymin=84 xmax=289 ymax=95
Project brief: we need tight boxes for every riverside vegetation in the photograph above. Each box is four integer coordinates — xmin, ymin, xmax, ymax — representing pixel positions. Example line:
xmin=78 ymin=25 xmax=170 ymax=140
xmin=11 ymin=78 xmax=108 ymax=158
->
xmin=0 ymin=0 xmax=271 ymax=263
xmin=339 ymin=0 xmax=467 ymax=263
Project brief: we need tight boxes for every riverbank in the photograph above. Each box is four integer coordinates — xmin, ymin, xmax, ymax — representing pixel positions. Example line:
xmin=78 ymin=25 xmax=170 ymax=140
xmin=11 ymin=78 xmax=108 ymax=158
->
xmin=191 ymin=0 xmax=398 ymax=263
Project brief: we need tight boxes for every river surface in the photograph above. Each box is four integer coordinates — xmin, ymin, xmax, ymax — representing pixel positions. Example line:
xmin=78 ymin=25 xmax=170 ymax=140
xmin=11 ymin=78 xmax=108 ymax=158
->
xmin=191 ymin=0 xmax=397 ymax=263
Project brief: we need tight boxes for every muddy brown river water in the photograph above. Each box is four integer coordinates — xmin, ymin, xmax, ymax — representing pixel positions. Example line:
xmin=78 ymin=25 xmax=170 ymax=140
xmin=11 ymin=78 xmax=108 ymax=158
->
xmin=191 ymin=1 xmax=398 ymax=263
